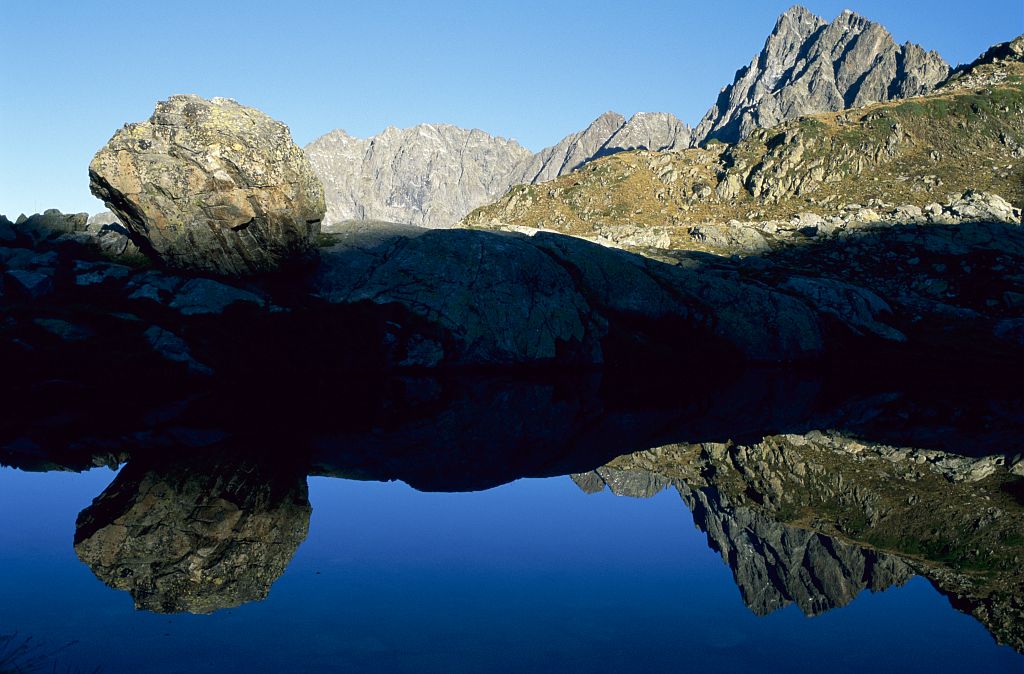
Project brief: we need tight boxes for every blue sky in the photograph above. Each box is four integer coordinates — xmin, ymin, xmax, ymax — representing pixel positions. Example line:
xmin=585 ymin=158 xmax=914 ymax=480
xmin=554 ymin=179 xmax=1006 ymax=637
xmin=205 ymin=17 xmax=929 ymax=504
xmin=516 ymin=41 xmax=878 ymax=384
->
xmin=1 ymin=0 xmax=1021 ymax=216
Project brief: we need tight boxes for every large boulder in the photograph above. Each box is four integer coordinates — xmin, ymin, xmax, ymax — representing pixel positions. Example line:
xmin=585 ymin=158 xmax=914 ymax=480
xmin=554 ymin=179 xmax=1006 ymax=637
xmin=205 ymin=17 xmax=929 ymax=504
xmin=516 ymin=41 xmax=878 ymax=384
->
xmin=89 ymin=95 xmax=325 ymax=275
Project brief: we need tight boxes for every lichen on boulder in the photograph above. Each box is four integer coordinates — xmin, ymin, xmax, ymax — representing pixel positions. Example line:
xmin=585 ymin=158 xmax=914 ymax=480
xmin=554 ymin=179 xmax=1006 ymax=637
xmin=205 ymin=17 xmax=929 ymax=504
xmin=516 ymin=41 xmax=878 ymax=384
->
xmin=89 ymin=94 xmax=325 ymax=275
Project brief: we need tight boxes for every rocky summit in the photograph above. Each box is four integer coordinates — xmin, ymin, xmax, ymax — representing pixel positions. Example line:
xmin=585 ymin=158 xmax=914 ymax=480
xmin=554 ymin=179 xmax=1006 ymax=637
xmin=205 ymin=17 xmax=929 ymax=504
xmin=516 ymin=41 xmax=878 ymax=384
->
xmin=304 ymin=6 xmax=954 ymax=228
xmin=305 ymin=111 xmax=692 ymax=229
xmin=89 ymin=95 xmax=325 ymax=275
xmin=693 ymin=6 xmax=950 ymax=145
xmin=464 ymin=39 xmax=1023 ymax=247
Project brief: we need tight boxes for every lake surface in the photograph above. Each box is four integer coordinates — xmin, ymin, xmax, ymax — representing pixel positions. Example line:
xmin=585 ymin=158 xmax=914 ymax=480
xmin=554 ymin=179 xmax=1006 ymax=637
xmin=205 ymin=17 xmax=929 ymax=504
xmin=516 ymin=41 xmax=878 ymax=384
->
xmin=2 ymin=371 xmax=1023 ymax=672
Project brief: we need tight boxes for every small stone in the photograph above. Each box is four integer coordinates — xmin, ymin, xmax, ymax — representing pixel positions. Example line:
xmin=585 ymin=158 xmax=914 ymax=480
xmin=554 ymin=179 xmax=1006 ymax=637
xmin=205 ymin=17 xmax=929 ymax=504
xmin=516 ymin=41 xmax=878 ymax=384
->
xmin=74 ymin=262 xmax=133 ymax=286
xmin=33 ymin=318 xmax=94 ymax=342
xmin=1003 ymin=291 xmax=1024 ymax=309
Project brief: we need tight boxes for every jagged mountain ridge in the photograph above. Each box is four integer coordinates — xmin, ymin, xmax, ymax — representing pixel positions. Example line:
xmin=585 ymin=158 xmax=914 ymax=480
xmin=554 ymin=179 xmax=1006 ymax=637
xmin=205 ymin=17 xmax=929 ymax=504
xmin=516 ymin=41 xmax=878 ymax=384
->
xmin=694 ymin=6 xmax=950 ymax=145
xmin=304 ymin=111 xmax=691 ymax=228
xmin=462 ymin=39 xmax=1024 ymax=250
xmin=305 ymin=6 xmax=959 ymax=229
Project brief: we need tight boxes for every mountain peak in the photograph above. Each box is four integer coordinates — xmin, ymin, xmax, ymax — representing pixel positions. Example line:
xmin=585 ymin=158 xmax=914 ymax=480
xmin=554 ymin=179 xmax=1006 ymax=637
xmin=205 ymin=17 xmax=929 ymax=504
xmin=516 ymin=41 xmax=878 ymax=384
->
xmin=777 ymin=5 xmax=822 ymax=25
xmin=695 ymin=7 xmax=949 ymax=145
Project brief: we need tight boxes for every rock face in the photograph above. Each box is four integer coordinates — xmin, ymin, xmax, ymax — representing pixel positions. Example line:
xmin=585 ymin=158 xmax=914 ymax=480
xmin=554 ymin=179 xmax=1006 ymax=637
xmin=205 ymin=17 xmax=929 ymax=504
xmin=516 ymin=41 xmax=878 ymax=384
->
xmin=507 ymin=111 xmax=692 ymax=188
xmin=305 ymin=124 xmax=532 ymax=229
xmin=314 ymin=227 xmax=603 ymax=366
xmin=312 ymin=226 xmax=829 ymax=366
xmin=74 ymin=453 xmax=310 ymax=614
xmin=693 ymin=6 xmax=949 ymax=145
xmin=305 ymin=112 xmax=692 ymax=229
xmin=89 ymin=95 xmax=325 ymax=275
xmin=504 ymin=111 xmax=627 ymax=186
xmin=603 ymin=112 xmax=693 ymax=155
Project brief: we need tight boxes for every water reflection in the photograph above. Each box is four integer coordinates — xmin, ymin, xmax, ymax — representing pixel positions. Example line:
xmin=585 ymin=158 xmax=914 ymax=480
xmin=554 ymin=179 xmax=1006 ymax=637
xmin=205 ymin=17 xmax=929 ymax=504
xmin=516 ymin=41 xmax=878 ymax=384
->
xmin=2 ymin=370 xmax=1023 ymax=654
xmin=74 ymin=452 xmax=309 ymax=613
xmin=572 ymin=436 xmax=1024 ymax=652
xmin=571 ymin=467 xmax=916 ymax=617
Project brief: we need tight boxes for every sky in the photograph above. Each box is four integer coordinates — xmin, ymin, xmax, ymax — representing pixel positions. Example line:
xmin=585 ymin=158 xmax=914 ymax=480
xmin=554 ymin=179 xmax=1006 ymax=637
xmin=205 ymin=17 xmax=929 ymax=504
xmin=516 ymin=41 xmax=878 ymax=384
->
xmin=1 ymin=0 xmax=1021 ymax=216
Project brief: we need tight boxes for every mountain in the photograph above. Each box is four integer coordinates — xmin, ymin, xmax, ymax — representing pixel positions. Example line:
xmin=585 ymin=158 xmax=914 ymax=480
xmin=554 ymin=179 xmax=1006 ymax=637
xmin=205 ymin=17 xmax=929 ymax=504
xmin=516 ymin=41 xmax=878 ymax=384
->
xmin=693 ymin=6 xmax=950 ymax=145
xmin=463 ymin=36 xmax=1023 ymax=249
xmin=306 ymin=7 xmax=956 ymax=228
xmin=305 ymin=111 xmax=691 ymax=228
xmin=504 ymin=111 xmax=692 ymax=187
xmin=305 ymin=6 xmax=966 ymax=228
xmin=304 ymin=124 xmax=532 ymax=229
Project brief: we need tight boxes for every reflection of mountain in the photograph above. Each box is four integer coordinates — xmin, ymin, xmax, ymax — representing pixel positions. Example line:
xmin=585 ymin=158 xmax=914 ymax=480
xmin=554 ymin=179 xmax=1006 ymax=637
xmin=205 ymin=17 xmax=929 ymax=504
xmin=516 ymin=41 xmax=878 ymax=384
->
xmin=5 ymin=369 xmax=1021 ymax=649
xmin=573 ymin=467 xmax=913 ymax=617
xmin=74 ymin=452 xmax=310 ymax=614
xmin=575 ymin=434 xmax=1024 ymax=652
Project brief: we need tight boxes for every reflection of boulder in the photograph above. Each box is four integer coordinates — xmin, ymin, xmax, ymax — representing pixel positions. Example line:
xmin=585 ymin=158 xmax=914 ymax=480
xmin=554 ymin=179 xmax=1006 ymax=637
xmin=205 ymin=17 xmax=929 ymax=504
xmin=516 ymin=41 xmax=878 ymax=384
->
xmin=573 ymin=466 xmax=912 ymax=616
xmin=73 ymin=452 xmax=310 ymax=614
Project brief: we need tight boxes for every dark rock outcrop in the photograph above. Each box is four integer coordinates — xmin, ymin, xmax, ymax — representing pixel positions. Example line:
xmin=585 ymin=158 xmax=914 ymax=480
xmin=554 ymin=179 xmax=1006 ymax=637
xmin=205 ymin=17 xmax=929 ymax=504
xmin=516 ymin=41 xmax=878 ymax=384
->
xmin=312 ymin=225 xmax=829 ymax=366
xmin=89 ymin=95 xmax=325 ymax=275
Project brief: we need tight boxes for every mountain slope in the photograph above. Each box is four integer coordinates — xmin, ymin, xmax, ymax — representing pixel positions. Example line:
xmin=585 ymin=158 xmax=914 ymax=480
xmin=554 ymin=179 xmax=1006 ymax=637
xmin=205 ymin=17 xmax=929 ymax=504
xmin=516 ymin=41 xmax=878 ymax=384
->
xmin=307 ymin=6 xmax=956 ymax=229
xmin=306 ymin=112 xmax=692 ymax=228
xmin=504 ymin=111 xmax=692 ymax=187
xmin=462 ymin=37 xmax=1023 ymax=251
xmin=304 ymin=124 xmax=533 ymax=229
xmin=693 ymin=6 xmax=950 ymax=145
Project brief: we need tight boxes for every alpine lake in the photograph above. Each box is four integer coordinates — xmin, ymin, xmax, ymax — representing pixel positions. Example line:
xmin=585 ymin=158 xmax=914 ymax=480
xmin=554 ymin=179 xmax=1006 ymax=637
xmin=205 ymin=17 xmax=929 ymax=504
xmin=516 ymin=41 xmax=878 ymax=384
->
xmin=1 ymin=366 xmax=1022 ymax=673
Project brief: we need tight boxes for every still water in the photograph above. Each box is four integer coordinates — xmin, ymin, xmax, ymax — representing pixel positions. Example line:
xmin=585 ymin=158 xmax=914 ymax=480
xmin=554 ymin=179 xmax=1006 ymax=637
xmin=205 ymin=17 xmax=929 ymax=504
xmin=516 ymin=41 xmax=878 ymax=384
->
xmin=2 ymin=371 xmax=1023 ymax=672
xmin=0 ymin=461 xmax=1020 ymax=673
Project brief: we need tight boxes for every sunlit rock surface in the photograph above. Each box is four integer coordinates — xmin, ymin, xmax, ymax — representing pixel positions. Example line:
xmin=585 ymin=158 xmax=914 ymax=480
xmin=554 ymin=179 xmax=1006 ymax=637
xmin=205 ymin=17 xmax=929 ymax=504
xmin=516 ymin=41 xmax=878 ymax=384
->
xmin=89 ymin=95 xmax=324 ymax=275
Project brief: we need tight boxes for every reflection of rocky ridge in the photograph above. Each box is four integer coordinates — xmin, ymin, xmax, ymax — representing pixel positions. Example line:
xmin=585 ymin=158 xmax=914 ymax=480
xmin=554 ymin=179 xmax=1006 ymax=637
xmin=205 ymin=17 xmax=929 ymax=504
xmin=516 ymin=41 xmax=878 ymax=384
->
xmin=573 ymin=466 xmax=913 ymax=616
xmin=74 ymin=453 xmax=310 ymax=614
xmin=5 ymin=370 xmax=1022 ymax=645
xmin=584 ymin=434 xmax=1024 ymax=652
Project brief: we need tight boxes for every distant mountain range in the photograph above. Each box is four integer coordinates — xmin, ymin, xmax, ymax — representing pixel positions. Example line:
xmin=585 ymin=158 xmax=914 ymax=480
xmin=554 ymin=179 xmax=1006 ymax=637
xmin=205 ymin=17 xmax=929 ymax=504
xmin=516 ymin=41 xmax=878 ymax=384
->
xmin=305 ymin=110 xmax=692 ymax=229
xmin=305 ymin=5 xmax=954 ymax=228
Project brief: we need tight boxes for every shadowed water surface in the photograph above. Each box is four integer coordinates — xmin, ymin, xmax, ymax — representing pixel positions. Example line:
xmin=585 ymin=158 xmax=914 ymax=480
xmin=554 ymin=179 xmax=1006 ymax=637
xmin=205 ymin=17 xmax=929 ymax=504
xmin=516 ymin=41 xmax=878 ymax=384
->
xmin=1 ymin=369 xmax=1022 ymax=672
